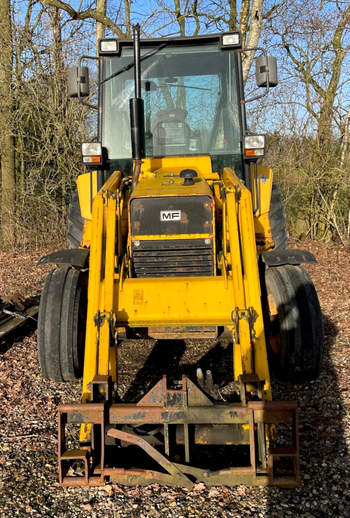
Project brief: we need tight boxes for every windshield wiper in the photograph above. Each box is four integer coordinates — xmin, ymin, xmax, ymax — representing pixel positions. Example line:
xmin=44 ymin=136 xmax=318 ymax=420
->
xmin=161 ymin=83 xmax=211 ymax=92
xmin=101 ymin=43 xmax=168 ymax=85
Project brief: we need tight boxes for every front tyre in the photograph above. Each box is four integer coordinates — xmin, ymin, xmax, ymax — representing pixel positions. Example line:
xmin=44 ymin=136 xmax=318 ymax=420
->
xmin=264 ymin=264 xmax=323 ymax=383
xmin=37 ymin=266 xmax=87 ymax=381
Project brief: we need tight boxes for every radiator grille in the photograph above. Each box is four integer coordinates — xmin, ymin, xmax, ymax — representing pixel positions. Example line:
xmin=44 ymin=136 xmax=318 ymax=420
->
xmin=132 ymin=239 xmax=214 ymax=278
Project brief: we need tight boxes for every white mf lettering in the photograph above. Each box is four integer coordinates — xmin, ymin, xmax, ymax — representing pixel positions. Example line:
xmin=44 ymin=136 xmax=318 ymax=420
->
xmin=160 ymin=210 xmax=181 ymax=222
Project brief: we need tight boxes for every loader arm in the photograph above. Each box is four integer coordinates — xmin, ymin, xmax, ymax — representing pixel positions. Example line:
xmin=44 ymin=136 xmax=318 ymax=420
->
xmin=53 ymin=161 xmax=301 ymax=488
xmin=80 ymin=166 xmax=271 ymax=408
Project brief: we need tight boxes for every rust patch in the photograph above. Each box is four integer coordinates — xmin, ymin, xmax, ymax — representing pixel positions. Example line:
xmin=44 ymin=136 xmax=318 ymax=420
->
xmin=133 ymin=289 xmax=144 ymax=305
xmin=180 ymin=211 xmax=189 ymax=224
xmin=133 ymin=220 xmax=141 ymax=232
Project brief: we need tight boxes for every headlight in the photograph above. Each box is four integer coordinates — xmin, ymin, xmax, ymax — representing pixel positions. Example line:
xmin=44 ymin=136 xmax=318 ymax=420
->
xmin=244 ymin=135 xmax=265 ymax=159
xmin=81 ymin=142 xmax=103 ymax=166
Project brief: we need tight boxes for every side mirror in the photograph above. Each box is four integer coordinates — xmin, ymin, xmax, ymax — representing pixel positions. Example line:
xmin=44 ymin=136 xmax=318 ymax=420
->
xmin=255 ymin=55 xmax=278 ymax=88
xmin=67 ymin=66 xmax=90 ymax=98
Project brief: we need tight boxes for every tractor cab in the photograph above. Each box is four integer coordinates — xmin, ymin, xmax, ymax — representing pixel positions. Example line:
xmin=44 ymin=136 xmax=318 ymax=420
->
xmin=101 ymin=36 xmax=243 ymax=174
xmin=69 ymin=32 xmax=274 ymax=185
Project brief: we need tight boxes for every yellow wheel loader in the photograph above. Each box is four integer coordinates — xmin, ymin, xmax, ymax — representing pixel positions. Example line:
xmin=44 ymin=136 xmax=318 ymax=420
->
xmin=37 ymin=26 xmax=323 ymax=488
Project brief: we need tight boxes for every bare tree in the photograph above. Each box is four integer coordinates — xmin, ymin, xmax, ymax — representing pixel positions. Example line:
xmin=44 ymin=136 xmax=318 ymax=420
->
xmin=42 ymin=0 xmax=129 ymax=38
xmin=96 ymin=0 xmax=107 ymax=51
xmin=41 ymin=0 xmax=280 ymax=83
xmin=263 ymin=0 xmax=350 ymax=243
xmin=7 ymin=3 xmax=89 ymax=247
xmin=0 ymin=0 xmax=15 ymax=247
xmin=169 ymin=0 xmax=283 ymax=82
xmin=270 ymin=0 xmax=350 ymax=148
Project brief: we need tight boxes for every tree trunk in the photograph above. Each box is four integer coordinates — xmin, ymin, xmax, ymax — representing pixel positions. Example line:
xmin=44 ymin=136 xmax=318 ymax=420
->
xmin=50 ymin=7 xmax=67 ymax=215
xmin=96 ymin=0 xmax=107 ymax=54
xmin=240 ymin=0 xmax=263 ymax=83
xmin=0 ymin=0 xmax=15 ymax=247
xmin=317 ymin=98 xmax=336 ymax=150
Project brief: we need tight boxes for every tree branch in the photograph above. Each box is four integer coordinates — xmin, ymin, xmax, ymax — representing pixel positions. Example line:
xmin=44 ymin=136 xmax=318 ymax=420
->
xmin=42 ymin=0 xmax=126 ymax=38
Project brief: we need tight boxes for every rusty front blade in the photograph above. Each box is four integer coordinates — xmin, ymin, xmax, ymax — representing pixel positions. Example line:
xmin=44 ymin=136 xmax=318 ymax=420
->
xmin=107 ymin=428 xmax=193 ymax=488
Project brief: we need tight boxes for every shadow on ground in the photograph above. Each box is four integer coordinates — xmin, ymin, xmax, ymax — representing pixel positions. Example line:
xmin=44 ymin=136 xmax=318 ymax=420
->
xmin=122 ymin=333 xmax=234 ymax=403
xmin=120 ymin=312 xmax=349 ymax=517
xmin=265 ymin=314 xmax=349 ymax=517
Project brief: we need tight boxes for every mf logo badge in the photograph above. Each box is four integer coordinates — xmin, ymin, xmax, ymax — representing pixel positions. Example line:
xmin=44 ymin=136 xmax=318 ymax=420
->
xmin=160 ymin=210 xmax=181 ymax=222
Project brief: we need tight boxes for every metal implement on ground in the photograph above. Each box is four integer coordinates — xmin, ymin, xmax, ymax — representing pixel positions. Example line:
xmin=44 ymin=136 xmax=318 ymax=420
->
xmin=37 ymin=26 xmax=323 ymax=488
xmin=0 ymin=297 xmax=38 ymax=339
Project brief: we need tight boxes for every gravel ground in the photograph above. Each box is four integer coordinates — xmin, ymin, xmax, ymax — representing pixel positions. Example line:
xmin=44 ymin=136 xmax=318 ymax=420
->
xmin=0 ymin=241 xmax=349 ymax=517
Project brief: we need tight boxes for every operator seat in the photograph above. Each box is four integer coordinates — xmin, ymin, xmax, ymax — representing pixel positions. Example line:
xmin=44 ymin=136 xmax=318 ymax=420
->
xmin=153 ymin=109 xmax=191 ymax=156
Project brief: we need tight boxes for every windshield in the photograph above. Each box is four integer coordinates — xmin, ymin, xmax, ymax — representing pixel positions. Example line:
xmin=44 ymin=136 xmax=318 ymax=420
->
xmin=102 ymin=43 xmax=242 ymax=160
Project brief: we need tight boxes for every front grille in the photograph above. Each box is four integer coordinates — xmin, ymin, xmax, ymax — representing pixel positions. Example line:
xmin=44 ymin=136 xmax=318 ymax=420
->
xmin=132 ymin=239 xmax=214 ymax=277
xmin=130 ymin=196 xmax=213 ymax=236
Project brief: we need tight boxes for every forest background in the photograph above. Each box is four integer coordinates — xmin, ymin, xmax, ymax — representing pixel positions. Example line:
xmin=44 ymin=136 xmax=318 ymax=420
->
xmin=0 ymin=0 xmax=350 ymax=249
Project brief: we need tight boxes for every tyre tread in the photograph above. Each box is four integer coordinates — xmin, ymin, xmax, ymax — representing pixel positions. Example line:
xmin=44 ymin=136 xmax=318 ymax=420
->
xmin=269 ymin=183 xmax=288 ymax=250
xmin=37 ymin=266 xmax=86 ymax=382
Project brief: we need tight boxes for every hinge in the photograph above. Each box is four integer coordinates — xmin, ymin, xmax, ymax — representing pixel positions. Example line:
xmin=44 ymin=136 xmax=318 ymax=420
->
xmin=234 ymin=185 xmax=241 ymax=203
xmin=93 ymin=310 xmax=116 ymax=345
xmin=231 ymin=306 xmax=258 ymax=343
xmin=247 ymin=306 xmax=258 ymax=341
xmin=220 ymin=184 xmax=227 ymax=202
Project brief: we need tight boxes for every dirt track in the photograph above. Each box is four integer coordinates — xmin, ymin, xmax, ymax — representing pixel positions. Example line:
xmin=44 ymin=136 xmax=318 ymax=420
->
xmin=0 ymin=241 xmax=349 ymax=517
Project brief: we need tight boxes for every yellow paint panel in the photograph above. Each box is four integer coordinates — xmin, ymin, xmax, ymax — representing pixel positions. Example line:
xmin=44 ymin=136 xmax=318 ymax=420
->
xmin=222 ymin=167 xmax=271 ymax=397
xmin=76 ymin=171 xmax=98 ymax=220
xmin=141 ymin=155 xmax=219 ymax=180
xmin=117 ymin=277 xmax=236 ymax=326
xmin=251 ymin=166 xmax=273 ymax=215
xmin=76 ymin=170 xmax=122 ymax=220
xmin=132 ymin=171 xmax=213 ymax=198
xmin=81 ymin=193 xmax=104 ymax=408
xmin=131 ymin=233 xmax=213 ymax=241
xmin=251 ymin=165 xmax=274 ymax=251
xmin=81 ymin=171 xmax=122 ymax=408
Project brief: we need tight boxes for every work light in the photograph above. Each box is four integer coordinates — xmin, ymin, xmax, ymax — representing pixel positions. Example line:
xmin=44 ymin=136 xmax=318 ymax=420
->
xmin=220 ymin=32 xmax=241 ymax=48
xmin=99 ymin=39 xmax=119 ymax=54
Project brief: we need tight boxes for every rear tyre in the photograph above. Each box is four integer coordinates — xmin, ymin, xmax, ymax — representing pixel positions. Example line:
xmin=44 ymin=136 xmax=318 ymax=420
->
xmin=67 ymin=191 xmax=84 ymax=249
xmin=264 ymin=264 xmax=323 ymax=383
xmin=37 ymin=266 xmax=87 ymax=381
xmin=269 ymin=183 xmax=288 ymax=250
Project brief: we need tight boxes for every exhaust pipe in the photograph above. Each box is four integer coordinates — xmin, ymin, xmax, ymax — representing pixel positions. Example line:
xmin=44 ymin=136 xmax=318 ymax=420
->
xmin=130 ymin=24 xmax=145 ymax=190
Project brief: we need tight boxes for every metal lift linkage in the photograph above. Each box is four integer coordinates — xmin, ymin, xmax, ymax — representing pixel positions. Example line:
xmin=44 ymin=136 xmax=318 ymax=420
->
xmin=58 ymin=375 xmax=299 ymax=488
